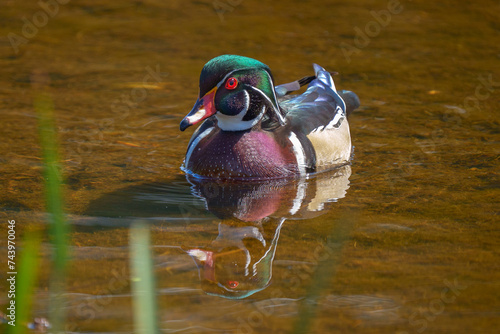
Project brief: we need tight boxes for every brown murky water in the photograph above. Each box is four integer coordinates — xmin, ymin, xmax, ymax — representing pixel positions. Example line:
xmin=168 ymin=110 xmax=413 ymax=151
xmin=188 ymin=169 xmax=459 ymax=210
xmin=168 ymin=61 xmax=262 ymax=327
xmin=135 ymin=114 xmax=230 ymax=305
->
xmin=1 ymin=0 xmax=499 ymax=333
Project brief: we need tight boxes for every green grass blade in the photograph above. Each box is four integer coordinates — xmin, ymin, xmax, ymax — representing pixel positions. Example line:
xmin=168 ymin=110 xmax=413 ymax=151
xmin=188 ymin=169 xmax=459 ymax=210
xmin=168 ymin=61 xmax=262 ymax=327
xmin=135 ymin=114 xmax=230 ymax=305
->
xmin=35 ymin=92 xmax=69 ymax=332
xmin=130 ymin=221 xmax=159 ymax=334
xmin=6 ymin=231 xmax=42 ymax=334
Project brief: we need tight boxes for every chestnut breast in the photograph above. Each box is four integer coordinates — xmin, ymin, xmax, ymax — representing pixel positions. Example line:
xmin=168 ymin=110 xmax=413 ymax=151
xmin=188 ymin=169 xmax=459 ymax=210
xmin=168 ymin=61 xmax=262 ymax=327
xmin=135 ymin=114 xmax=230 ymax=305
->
xmin=186 ymin=129 xmax=299 ymax=179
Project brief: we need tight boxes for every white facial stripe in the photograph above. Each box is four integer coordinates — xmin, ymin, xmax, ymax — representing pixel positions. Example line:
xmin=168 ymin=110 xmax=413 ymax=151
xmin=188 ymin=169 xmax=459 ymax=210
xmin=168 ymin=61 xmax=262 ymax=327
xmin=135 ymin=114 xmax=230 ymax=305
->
xmin=215 ymin=67 xmax=247 ymax=88
xmin=185 ymin=126 xmax=214 ymax=166
xmin=247 ymin=85 xmax=286 ymax=125
xmin=212 ymin=67 xmax=281 ymax=130
xmin=215 ymin=90 xmax=265 ymax=131
xmin=215 ymin=89 xmax=248 ymax=130
xmin=289 ymin=132 xmax=306 ymax=175
xmin=216 ymin=68 xmax=280 ymax=113
xmin=186 ymin=108 xmax=207 ymax=124
xmin=262 ymin=70 xmax=285 ymax=124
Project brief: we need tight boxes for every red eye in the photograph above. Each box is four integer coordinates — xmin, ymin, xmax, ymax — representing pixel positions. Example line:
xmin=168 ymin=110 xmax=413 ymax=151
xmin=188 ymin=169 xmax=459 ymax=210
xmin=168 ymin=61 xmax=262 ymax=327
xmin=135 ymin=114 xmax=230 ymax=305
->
xmin=225 ymin=77 xmax=238 ymax=90
xmin=228 ymin=281 xmax=239 ymax=288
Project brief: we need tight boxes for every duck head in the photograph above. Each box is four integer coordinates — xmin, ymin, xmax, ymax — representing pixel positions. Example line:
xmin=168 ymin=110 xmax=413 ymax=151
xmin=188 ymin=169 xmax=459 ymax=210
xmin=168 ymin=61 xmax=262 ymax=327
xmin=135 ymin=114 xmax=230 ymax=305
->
xmin=180 ymin=55 xmax=285 ymax=132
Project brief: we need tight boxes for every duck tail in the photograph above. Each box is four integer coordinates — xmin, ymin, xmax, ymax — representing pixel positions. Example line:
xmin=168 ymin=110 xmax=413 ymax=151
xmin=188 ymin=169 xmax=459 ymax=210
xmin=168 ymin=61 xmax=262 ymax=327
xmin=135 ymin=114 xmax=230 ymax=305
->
xmin=313 ymin=64 xmax=360 ymax=119
xmin=313 ymin=64 xmax=339 ymax=92
xmin=274 ymin=65 xmax=360 ymax=118
xmin=338 ymin=90 xmax=361 ymax=118
xmin=312 ymin=64 xmax=348 ymax=116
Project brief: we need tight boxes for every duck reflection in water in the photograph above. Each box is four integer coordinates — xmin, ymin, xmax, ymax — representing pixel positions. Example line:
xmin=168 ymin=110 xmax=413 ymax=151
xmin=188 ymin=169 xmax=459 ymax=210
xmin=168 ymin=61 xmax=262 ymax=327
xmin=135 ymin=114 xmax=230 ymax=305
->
xmin=82 ymin=165 xmax=351 ymax=299
xmin=184 ymin=165 xmax=351 ymax=299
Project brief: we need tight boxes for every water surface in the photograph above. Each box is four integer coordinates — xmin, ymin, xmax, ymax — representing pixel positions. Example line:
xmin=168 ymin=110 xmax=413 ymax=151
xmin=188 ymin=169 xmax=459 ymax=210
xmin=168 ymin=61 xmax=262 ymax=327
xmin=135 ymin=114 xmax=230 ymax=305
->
xmin=0 ymin=0 xmax=499 ymax=333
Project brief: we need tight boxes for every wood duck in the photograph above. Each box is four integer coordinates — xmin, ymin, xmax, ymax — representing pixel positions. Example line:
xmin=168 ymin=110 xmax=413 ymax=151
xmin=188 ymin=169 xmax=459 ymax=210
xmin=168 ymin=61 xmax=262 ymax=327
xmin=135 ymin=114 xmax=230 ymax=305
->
xmin=180 ymin=55 xmax=360 ymax=180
